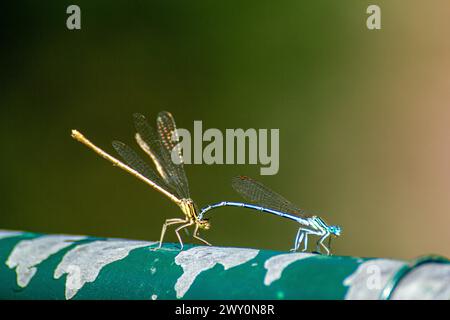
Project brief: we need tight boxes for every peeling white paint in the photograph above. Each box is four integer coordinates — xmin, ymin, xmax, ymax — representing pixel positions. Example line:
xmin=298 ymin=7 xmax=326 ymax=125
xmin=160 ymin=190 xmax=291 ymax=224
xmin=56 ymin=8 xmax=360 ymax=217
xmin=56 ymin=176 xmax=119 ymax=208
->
xmin=5 ymin=235 xmax=86 ymax=287
xmin=263 ymin=252 xmax=315 ymax=286
xmin=0 ymin=230 xmax=24 ymax=240
xmin=343 ymin=259 xmax=406 ymax=300
xmin=391 ymin=263 xmax=450 ymax=300
xmin=54 ymin=239 xmax=154 ymax=300
xmin=174 ymin=246 xmax=259 ymax=299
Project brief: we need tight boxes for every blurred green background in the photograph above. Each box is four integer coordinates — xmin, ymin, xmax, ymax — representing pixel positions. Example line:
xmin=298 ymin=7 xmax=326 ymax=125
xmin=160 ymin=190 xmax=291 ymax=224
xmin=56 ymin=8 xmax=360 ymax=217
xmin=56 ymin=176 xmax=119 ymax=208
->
xmin=1 ymin=1 xmax=450 ymax=259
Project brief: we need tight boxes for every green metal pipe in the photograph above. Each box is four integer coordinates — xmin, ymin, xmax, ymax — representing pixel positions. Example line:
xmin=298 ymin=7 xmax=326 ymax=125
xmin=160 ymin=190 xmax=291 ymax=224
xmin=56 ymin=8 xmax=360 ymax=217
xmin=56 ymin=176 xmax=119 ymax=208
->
xmin=0 ymin=230 xmax=448 ymax=300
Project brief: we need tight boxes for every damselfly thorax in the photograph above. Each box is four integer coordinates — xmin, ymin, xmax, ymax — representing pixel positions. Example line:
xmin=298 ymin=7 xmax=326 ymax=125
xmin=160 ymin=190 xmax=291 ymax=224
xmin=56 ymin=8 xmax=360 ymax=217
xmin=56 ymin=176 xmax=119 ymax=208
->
xmin=179 ymin=198 xmax=209 ymax=226
xmin=72 ymin=111 xmax=211 ymax=250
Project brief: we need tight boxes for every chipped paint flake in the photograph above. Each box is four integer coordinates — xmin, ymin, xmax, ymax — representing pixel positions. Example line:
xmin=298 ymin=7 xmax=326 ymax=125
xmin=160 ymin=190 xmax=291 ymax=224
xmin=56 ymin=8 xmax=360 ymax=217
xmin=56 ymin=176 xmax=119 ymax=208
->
xmin=0 ymin=230 xmax=24 ymax=240
xmin=391 ymin=263 xmax=450 ymax=300
xmin=54 ymin=239 xmax=154 ymax=300
xmin=5 ymin=235 xmax=86 ymax=287
xmin=264 ymin=252 xmax=315 ymax=286
xmin=174 ymin=246 xmax=259 ymax=299
xmin=343 ymin=259 xmax=406 ymax=299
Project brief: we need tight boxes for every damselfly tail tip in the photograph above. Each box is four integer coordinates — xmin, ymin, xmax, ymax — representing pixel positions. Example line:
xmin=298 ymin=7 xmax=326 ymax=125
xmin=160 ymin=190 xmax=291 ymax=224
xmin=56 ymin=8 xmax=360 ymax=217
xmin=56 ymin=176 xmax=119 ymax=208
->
xmin=71 ymin=129 xmax=83 ymax=140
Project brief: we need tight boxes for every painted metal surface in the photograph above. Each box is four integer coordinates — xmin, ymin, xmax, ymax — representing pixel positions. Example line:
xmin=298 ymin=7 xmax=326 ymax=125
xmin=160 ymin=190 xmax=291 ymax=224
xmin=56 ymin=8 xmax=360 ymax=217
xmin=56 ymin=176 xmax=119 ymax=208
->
xmin=0 ymin=230 xmax=448 ymax=300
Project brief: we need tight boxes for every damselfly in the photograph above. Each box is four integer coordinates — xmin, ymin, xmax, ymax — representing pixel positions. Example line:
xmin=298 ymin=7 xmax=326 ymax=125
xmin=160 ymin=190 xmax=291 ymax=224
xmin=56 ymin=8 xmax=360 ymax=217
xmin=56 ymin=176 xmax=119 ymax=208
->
xmin=71 ymin=111 xmax=211 ymax=249
xmin=199 ymin=176 xmax=342 ymax=255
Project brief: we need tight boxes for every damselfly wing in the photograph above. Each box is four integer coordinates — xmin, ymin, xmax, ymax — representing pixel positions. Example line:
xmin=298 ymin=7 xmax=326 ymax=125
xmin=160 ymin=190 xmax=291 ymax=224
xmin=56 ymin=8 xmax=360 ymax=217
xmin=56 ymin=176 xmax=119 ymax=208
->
xmin=231 ymin=176 xmax=309 ymax=217
xmin=133 ymin=112 xmax=190 ymax=200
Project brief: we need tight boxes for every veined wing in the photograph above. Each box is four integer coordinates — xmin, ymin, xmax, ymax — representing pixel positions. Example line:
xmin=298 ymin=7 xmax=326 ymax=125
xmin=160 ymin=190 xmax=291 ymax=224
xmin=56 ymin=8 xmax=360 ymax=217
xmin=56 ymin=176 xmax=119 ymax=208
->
xmin=133 ymin=112 xmax=190 ymax=199
xmin=112 ymin=140 xmax=175 ymax=197
xmin=133 ymin=113 xmax=169 ymax=181
xmin=155 ymin=111 xmax=190 ymax=199
xmin=231 ymin=176 xmax=309 ymax=217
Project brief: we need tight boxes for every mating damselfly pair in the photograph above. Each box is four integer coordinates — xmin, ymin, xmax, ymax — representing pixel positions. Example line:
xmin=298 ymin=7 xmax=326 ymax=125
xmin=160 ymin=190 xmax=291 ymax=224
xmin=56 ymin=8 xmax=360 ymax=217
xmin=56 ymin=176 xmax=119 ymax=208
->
xmin=72 ymin=111 xmax=342 ymax=255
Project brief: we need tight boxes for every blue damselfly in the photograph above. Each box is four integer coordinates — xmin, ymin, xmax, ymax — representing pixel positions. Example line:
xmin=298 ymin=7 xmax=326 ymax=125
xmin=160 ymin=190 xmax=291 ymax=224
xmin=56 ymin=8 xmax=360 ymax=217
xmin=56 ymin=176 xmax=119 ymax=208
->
xmin=199 ymin=176 xmax=342 ymax=255
xmin=71 ymin=111 xmax=211 ymax=249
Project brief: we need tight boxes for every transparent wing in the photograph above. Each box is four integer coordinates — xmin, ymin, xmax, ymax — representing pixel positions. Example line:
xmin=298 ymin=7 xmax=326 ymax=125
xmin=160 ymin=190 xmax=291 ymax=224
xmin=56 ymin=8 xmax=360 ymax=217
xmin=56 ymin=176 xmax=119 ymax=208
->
xmin=231 ymin=176 xmax=308 ymax=217
xmin=133 ymin=112 xmax=190 ymax=199
xmin=112 ymin=140 xmax=175 ymax=196
xmin=133 ymin=113 xmax=170 ymax=182
xmin=155 ymin=111 xmax=190 ymax=199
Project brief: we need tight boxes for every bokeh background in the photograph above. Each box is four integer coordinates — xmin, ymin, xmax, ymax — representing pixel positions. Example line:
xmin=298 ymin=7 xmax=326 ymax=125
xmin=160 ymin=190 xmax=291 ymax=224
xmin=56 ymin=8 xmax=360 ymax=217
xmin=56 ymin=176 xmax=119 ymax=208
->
xmin=1 ymin=1 xmax=450 ymax=259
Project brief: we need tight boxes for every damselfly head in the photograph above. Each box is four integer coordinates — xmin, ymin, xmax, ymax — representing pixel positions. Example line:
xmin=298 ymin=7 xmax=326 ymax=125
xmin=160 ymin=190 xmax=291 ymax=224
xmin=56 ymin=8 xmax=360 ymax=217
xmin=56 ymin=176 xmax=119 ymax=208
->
xmin=329 ymin=225 xmax=341 ymax=237
xmin=198 ymin=218 xmax=211 ymax=230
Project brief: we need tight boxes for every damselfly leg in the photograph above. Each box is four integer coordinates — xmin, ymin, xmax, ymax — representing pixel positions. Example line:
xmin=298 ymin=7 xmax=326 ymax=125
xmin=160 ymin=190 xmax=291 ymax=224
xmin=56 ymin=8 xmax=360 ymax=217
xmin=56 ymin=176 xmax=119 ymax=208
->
xmin=316 ymin=232 xmax=331 ymax=255
xmin=193 ymin=224 xmax=212 ymax=246
xmin=291 ymin=229 xmax=303 ymax=252
xmin=174 ymin=221 xmax=195 ymax=250
xmin=291 ymin=228 xmax=307 ymax=252
xmin=155 ymin=218 xmax=187 ymax=250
